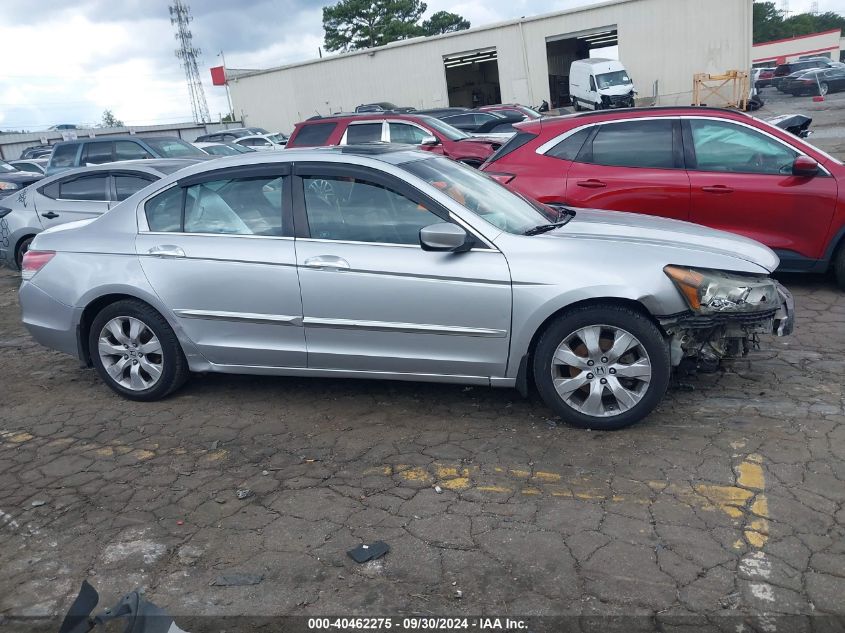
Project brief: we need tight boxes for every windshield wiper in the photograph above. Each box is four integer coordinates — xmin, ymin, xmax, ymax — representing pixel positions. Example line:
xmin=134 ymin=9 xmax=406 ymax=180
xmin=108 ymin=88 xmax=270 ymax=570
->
xmin=523 ymin=207 xmax=576 ymax=235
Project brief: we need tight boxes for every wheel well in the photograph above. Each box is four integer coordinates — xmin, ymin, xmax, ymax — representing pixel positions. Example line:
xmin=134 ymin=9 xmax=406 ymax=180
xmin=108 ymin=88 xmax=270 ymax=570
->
xmin=13 ymin=233 xmax=37 ymax=269
xmin=78 ymin=294 xmax=142 ymax=366
xmin=517 ymin=297 xmax=663 ymax=392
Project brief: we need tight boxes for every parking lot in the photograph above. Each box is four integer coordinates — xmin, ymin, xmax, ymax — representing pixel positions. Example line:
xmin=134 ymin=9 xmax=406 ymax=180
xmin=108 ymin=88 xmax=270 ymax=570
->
xmin=1 ymin=254 xmax=844 ymax=630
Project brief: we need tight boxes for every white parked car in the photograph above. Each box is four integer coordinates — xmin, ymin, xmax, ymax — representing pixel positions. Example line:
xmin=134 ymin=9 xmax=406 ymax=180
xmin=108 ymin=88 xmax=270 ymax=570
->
xmin=233 ymin=133 xmax=287 ymax=151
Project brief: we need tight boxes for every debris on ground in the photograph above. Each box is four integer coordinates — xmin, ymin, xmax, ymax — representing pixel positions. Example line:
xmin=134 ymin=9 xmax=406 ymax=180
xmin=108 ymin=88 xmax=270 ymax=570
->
xmin=434 ymin=485 xmax=443 ymax=494
xmin=210 ymin=573 xmax=264 ymax=587
xmin=347 ymin=541 xmax=390 ymax=563
xmin=236 ymin=489 xmax=254 ymax=500
xmin=30 ymin=500 xmax=46 ymax=507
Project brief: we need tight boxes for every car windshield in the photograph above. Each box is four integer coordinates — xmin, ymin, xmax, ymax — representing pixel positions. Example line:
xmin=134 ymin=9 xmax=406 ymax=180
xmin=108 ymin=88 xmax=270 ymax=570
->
xmin=416 ymin=116 xmax=472 ymax=141
xmin=144 ymin=138 xmax=206 ymax=158
xmin=403 ymin=156 xmax=556 ymax=234
xmin=595 ymin=70 xmax=632 ymax=89
xmin=0 ymin=160 xmax=17 ymax=173
xmin=205 ymin=144 xmax=240 ymax=156
xmin=516 ymin=106 xmax=543 ymax=119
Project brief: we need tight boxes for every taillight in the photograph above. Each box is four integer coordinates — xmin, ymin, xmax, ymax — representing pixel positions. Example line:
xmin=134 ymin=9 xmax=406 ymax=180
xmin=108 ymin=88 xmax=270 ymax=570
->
xmin=487 ymin=172 xmax=516 ymax=185
xmin=21 ymin=250 xmax=55 ymax=280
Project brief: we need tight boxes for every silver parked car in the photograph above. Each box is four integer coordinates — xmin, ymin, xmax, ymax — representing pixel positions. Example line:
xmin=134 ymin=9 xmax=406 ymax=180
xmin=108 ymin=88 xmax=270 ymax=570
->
xmin=0 ymin=159 xmax=202 ymax=269
xmin=17 ymin=146 xmax=793 ymax=429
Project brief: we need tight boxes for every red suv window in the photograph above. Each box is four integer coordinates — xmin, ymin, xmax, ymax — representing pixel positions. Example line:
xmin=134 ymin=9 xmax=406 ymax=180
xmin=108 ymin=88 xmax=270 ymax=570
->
xmin=289 ymin=122 xmax=337 ymax=147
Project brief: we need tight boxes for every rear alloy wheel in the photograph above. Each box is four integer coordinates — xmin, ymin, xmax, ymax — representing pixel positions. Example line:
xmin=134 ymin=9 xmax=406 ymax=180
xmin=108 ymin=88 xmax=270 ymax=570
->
xmin=819 ymin=82 xmax=830 ymax=96
xmin=533 ymin=305 xmax=670 ymax=430
xmin=15 ymin=236 xmax=34 ymax=270
xmin=89 ymin=300 xmax=188 ymax=401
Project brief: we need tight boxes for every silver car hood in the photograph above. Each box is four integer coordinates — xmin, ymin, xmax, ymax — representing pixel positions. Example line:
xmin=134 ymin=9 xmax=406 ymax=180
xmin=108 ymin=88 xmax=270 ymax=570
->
xmin=544 ymin=209 xmax=779 ymax=273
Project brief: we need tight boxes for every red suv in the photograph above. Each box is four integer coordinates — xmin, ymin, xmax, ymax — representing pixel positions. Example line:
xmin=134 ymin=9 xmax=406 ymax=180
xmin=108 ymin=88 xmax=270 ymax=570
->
xmin=480 ymin=106 xmax=845 ymax=288
xmin=286 ymin=113 xmax=501 ymax=167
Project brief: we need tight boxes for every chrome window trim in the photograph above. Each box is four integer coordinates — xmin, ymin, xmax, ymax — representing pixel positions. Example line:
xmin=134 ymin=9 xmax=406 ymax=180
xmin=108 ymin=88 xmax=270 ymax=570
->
xmin=535 ymin=116 xmax=675 ymax=155
xmin=141 ymin=231 xmax=293 ymax=240
xmin=297 ymin=236 xmax=496 ymax=252
xmin=303 ymin=316 xmax=507 ymax=338
xmin=174 ymin=309 xmax=302 ymax=326
xmin=535 ymin=114 xmax=832 ymax=176
xmin=680 ymin=115 xmax=832 ymax=176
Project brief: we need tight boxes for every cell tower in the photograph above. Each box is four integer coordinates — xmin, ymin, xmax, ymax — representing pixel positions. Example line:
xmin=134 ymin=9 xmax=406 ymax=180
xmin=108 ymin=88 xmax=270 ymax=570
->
xmin=169 ymin=0 xmax=210 ymax=123
xmin=810 ymin=1 xmax=819 ymax=15
xmin=779 ymin=0 xmax=790 ymax=17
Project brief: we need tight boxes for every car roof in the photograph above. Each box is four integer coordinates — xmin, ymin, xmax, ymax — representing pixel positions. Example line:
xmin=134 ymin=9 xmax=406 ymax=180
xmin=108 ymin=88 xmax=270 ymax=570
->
xmin=299 ymin=112 xmax=432 ymax=125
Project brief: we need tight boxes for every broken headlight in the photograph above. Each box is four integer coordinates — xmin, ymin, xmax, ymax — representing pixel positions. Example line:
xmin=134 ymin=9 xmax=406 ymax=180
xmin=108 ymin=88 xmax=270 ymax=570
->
xmin=663 ymin=266 xmax=778 ymax=314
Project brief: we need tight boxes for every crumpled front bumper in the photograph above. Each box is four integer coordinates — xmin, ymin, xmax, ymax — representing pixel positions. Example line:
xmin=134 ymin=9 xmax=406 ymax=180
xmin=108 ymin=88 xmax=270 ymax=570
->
xmin=772 ymin=281 xmax=794 ymax=337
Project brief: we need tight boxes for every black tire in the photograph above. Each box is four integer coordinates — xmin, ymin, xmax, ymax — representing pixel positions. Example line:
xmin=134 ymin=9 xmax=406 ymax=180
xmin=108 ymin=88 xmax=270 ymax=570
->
xmin=833 ymin=242 xmax=845 ymax=291
xmin=573 ymin=100 xmax=582 ymax=112
xmin=532 ymin=304 xmax=671 ymax=430
xmin=88 ymin=299 xmax=189 ymax=401
xmin=15 ymin=235 xmax=34 ymax=270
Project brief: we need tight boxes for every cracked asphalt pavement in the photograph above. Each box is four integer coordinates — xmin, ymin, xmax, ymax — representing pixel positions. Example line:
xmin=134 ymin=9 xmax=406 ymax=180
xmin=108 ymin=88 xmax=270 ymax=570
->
xmin=1 ymin=265 xmax=844 ymax=632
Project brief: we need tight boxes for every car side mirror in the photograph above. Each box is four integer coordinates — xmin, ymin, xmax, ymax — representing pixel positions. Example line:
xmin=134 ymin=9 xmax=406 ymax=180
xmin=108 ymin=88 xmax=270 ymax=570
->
xmin=420 ymin=135 xmax=440 ymax=146
xmin=792 ymin=155 xmax=819 ymax=177
xmin=420 ymin=222 xmax=469 ymax=252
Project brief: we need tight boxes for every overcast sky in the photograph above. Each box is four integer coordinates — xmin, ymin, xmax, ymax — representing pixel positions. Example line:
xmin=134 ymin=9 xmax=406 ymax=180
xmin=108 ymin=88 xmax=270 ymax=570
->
xmin=0 ymin=0 xmax=837 ymax=131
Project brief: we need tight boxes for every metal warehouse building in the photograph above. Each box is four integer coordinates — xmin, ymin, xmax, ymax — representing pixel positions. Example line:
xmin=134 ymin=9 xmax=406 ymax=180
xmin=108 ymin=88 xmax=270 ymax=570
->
xmin=226 ymin=0 xmax=752 ymax=133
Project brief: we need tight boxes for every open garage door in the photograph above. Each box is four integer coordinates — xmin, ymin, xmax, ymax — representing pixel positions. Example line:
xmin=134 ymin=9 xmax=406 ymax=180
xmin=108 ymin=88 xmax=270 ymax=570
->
xmin=444 ymin=49 xmax=501 ymax=108
xmin=546 ymin=26 xmax=618 ymax=107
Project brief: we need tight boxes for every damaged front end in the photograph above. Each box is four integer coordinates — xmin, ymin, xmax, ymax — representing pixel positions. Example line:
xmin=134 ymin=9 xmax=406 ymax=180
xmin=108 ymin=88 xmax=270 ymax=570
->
xmin=659 ymin=266 xmax=794 ymax=373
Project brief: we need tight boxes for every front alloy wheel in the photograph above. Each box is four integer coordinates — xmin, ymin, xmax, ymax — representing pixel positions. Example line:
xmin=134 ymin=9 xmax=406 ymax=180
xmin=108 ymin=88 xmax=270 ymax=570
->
xmin=533 ymin=305 xmax=670 ymax=430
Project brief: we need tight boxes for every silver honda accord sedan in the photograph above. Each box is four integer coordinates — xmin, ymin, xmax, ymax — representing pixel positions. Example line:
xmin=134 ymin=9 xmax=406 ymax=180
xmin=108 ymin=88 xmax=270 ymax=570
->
xmin=17 ymin=145 xmax=794 ymax=429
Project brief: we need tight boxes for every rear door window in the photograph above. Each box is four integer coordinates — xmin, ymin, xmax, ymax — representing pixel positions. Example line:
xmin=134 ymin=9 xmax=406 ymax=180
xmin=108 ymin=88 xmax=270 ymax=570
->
xmin=580 ymin=120 xmax=676 ymax=169
xmin=345 ymin=123 xmax=383 ymax=144
xmin=547 ymin=127 xmax=592 ymax=161
xmin=114 ymin=174 xmax=156 ymax=201
xmin=289 ymin=122 xmax=337 ymax=147
xmin=59 ymin=174 xmax=110 ymax=200
xmin=82 ymin=142 xmax=114 ymax=165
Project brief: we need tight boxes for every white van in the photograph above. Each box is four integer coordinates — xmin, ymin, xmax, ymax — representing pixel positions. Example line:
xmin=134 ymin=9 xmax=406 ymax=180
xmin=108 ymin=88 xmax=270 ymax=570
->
xmin=569 ymin=58 xmax=636 ymax=110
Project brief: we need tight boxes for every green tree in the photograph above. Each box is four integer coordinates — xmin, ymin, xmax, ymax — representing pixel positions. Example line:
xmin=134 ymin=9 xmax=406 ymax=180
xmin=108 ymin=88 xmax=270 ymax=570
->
xmin=323 ymin=0 xmax=427 ymax=52
xmin=754 ymin=1 xmax=845 ymax=43
xmin=420 ymin=10 xmax=470 ymax=36
xmin=101 ymin=109 xmax=124 ymax=127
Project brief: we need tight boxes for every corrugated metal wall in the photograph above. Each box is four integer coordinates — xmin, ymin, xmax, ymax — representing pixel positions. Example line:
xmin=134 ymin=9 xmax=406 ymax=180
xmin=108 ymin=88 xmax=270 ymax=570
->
xmin=229 ymin=0 xmax=752 ymax=133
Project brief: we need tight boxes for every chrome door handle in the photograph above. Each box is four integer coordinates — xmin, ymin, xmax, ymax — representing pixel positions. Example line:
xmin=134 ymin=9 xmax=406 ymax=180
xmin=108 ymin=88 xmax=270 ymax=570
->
xmin=576 ymin=179 xmax=607 ymax=189
xmin=41 ymin=212 xmax=59 ymax=219
xmin=303 ymin=255 xmax=350 ymax=270
xmin=147 ymin=245 xmax=185 ymax=257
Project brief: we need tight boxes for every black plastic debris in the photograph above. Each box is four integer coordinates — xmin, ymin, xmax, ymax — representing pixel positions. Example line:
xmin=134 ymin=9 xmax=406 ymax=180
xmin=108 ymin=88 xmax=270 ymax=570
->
xmin=347 ymin=541 xmax=390 ymax=564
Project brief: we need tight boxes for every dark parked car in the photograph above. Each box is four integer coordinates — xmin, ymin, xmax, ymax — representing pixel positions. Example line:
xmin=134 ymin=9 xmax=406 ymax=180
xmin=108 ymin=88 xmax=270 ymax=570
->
xmin=20 ymin=145 xmax=54 ymax=159
xmin=355 ymin=102 xmax=415 ymax=113
xmin=287 ymin=113 xmax=502 ymax=167
xmin=0 ymin=160 xmax=43 ymax=198
xmin=480 ymin=105 xmax=845 ymax=288
xmin=478 ymin=104 xmax=544 ymax=120
xmin=773 ymin=58 xmax=836 ymax=90
xmin=194 ymin=127 xmax=269 ymax=142
xmin=785 ymin=67 xmax=845 ymax=96
xmin=46 ymin=136 xmax=208 ymax=175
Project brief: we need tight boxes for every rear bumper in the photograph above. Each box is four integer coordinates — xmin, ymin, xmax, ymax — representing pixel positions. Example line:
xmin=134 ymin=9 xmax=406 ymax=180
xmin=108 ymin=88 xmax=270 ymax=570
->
xmin=19 ymin=281 xmax=82 ymax=359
